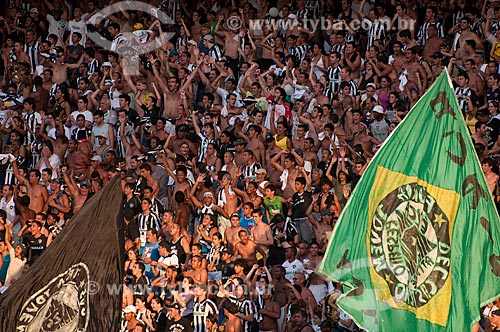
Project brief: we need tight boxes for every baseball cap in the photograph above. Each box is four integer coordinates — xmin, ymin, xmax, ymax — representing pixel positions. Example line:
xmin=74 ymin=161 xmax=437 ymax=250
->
xmin=320 ymin=209 xmax=330 ymax=216
xmin=194 ymin=284 xmax=208 ymax=292
xmin=177 ymin=124 xmax=189 ymax=132
xmin=221 ymin=247 xmax=233 ymax=255
xmin=366 ymin=83 xmax=376 ymax=89
xmin=79 ymin=181 xmax=91 ymax=188
xmin=169 ymin=303 xmax=182 ymax=310
xmin=312 ymin=168 xmax=323 ymax=176
xmin=372 ymin=105 xmax=384 ymax=114
xmin=90 ymin=155 xmax=102 ymax=162
xmin=204 ymin=191 xmax=214 ymax=198
xmin=234 ymin=138 xmax=246 ymax=146
xmin=133 ymin=22 xmax=144 ymax=30
xmin=202 ymin=23 xmax=211 ymax=29
xmin=30 ymin=7 xmax=39 ymax=14
xmin=288 ymin=14 xmax=297 ymax=19
xmin=169 ymin=50 xmax=179 ymax=57
xmin=123 ymin=305 xmax=136 ymax=314
xmin=203 ymin=34 xmax=214 ymax=42
xmin=255 ymin=168 xmax=267 ymax=175
xmin=431 ymin=52 xmax=443 ymax=59
xmin=225 ymin=77 xmax=237 ymax=85
xmin=187 ymin=39 xmax=197 ymax=46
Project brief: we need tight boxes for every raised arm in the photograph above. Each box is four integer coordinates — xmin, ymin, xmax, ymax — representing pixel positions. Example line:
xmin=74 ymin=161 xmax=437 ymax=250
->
xmin=270 ymin=149 xmax=286 ymax=172
xmin=62 ymin=166 xmax=80 ymax=198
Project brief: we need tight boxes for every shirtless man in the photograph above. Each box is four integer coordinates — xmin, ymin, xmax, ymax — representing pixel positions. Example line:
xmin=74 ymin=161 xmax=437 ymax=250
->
xmin=307 ymin=208 xmax=333 ymax=252
xmin=13 ymin=188 xmax=36 ymax=229
xmin=62 ymin=167 xmax=90 ymax=213
xmin=472 ymin=121 xmax=489 ymax=151
xmin=218 ymin=173 xmax=238 ymax=216
xmin=66 ymin=139 xmax=91 ymax=181
xmin=224 ymin=214 xmax=245 ymax=251
xmin=174 ymin=191 xmax=191 ymax=233
xmin=233 ymin=229 xmax=267 ymax=266
xmin=482 ymin=158 xmax=499 ymax=196
xmin=233 ymin=139 xmax=246 ymax=167
xmin=214 ymin=15 xmax=239 ymax=63
xmin=139 ymin=164 xmax=159 ymax=198
xmin=160 ymin=211 xmax=176 ymax=242
xmin=258 ymin=285 xmax=280 ymax=332
xmin=153 ymin=72 xmax=182 ymax=118
xmin=311 ymin=82 xmax=330 ymax=106
xmin=270 ymin=150 xmax=304 ymax=200
xmin=464 ymin=58 xmax=485 ymax=99
xmin=251 ymin=209 xmax=273 ymax=252
xmin=12 ymin=158 xmax=48 ymax=213
xmin=302 ymin=138 xmax=319 ymax=167
xmin=238 ymin=125 xmax=266 ymax=165
xmin=224 ymin=302 xmax=242 ymax=332
xmin=232 ymin=180 xmax=264 ymax=210
xmin=45 ymin=47 xmax=84 ymax=84
xmin=39 ymin=114 xmax=68 ymax=160
xmin=292 ymin=125 xmax=307 ymax=151
xmin=450 ymin=17 xmax=482 ymax=62
xmin=390 ymin=41 xmax=407 ymax=74
xmin=401 ymin=48 xmax=428 ymax=89
xmin=162 ymin=154 xmax=191 ymax=207
xmin=422 ymin=25 xmax=443 ymax=61
xmin=184 ymin=255 xmax=208 ymax=285
xmin=353 ymin=123 xmax=381 ymax=158
xmin=303 ymin=241 xmax=328 ymax=304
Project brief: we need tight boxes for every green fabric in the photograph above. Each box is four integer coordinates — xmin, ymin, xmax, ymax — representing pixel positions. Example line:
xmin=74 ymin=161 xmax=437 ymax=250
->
xmin=318 ymin=70 xmax=500 ymax=331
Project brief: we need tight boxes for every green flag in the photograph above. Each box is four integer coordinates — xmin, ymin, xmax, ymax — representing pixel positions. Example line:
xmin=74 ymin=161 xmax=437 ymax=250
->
xmin=318 ymin=70 xmax=500 ymax=331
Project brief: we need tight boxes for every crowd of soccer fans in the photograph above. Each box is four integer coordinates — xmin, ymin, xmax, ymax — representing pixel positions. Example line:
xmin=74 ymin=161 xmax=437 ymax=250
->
xmin=0 ymin=0 xmax=500 ymax=331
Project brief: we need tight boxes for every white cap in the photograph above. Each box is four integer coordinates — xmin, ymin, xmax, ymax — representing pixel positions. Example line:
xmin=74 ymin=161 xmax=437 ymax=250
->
xmin=123 ymin=305 xmax=136 ymax=314
xmin=372 ymin=105 xmax=384 ymax=114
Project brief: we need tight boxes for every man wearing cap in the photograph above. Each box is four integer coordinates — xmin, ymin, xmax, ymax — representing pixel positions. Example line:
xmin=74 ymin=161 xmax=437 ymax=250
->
xmin=214 ymin=247 xmax=235 ymax=283
xmin=430 ymin=52 xmax=446 ymax=78
xmin=166 ymin=303 xmax=193 ymax=332
xmin=88 ymin=154 xmax=107 ymax=182
xmin=91 ymin=110 xmax=114 ymax=148
xmin=46 ymin=178 xmax=70 ymax=221
xmin=122 ymin=305 xmax=140 ymax=332
xmin=203 ymin=34 xmax=223 ymax=63
xmin=193 ymin=284 xmax=218 ymax=332
xmin=369 ymin=105 xmax=391 ymax=142
xmin=61 ymin=166 xmax=91 ymax=214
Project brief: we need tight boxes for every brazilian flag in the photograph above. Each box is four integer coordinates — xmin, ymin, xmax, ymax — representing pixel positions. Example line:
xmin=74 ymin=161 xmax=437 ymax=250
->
xmin=318 ymin=70 xmax=500 ymax=331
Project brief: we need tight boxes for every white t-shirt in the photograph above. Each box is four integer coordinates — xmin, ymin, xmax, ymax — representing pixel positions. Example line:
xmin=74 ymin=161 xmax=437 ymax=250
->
xmin=4 ymin=248 xmax=27 ymax=286
xmin=71 ymin=110 xmax=94 ymax=124
xmin=282 ymin=258 xmax=304 ymax=282
xmin=68 ymin=18 xmax=87 ymax=45
xmin=38 ymin=154 xmax=61 ymax=179
xmin=0 ymin=196 xmax=16 ymax=223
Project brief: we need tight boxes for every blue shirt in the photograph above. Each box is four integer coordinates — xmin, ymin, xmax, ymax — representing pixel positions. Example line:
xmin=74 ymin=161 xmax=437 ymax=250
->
xmin=239 ymin=215 xmax=255 ymax=234
xmin=140 ymin=242 xmax=160 ymax=281
xmin=0 ymin=253 xmax=11 ymax=283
